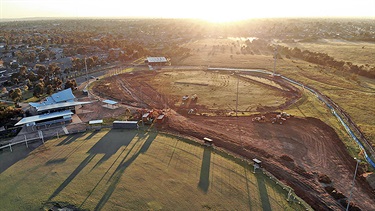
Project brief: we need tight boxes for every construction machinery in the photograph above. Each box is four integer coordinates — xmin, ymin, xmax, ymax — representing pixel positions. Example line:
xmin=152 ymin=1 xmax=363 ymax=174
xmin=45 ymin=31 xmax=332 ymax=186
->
xmin=271 ymin=114 xmax=287 ymax=124
xmin=182 ymin=95 xmax=189 ymax=101
xmin=252 ymin=115 xmax=266 ymax=122
xmin=191 ymin=94 xmax=198 ymax=102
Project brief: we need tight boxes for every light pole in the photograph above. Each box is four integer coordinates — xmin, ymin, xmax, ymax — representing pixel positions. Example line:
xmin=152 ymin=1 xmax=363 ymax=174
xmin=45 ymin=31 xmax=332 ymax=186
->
xmin=235 ymin=71 xmax=239 ymax=117
xmin=346 ymin=158 xmax=360 ymax=211
xmin=84 ymin=57 xmax=88 ymax=82
xmin=273 ymin=46 xmax=278 ymax=76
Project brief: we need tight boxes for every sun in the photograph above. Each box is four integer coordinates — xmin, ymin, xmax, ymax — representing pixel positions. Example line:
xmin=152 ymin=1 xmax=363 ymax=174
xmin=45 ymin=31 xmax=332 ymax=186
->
xmin=192 ymin=2 xmax=258 ymax=23
xmin=201 ymin=15 xmax=246 ymax=23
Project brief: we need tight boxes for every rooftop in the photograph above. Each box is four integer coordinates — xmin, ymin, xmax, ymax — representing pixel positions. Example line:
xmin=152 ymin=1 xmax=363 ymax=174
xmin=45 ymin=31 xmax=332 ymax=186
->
xmin=147 ymin=57 xmax=167 ymax=63
xmin=35 ymin=101 xmax=92 ymax=112
xmin=15 ymin=110 xmax=73 ymax=126
xmin=103 ymin=99 xmax=118 ymax=105
xmin=30 ymin=88 xmax=75 ymax=108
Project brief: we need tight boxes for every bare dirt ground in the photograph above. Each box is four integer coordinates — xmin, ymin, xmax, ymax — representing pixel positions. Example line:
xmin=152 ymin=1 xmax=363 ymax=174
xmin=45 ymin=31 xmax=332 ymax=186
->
xmin=87 ymin=70 xmax=375 ymax=210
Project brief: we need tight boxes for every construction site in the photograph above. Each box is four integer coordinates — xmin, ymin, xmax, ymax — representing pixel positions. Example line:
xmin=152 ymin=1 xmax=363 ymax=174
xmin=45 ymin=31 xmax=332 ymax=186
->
xmin=76 ymin=68 xmax=375 ymax=210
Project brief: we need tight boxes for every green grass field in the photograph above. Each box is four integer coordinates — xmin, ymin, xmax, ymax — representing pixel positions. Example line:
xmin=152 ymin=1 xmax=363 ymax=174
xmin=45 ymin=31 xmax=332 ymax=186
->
xmin=0 ymin=129 xmax=310 ymax=210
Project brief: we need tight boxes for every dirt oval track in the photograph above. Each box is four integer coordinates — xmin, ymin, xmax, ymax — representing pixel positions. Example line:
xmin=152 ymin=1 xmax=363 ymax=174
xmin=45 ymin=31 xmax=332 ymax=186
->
xmin=90 ymin=70 xmax=375 ymax=210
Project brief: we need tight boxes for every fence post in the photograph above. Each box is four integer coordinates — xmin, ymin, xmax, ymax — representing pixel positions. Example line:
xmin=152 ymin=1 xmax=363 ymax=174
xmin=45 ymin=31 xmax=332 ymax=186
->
xmin=25 ymin=135 xmax=28 ymax=148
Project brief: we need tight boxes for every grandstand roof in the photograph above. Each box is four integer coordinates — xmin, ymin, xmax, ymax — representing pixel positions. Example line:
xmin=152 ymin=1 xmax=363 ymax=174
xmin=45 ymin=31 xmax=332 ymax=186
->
xmin=15 ymin=110 xmax=73 ymax=126
xmin=35 ymin=101 xmax=92 ymax=112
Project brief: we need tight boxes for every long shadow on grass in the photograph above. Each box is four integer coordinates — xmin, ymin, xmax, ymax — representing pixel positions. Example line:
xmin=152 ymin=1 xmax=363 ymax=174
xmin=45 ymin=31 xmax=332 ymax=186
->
xmin=198 ymin=147 xmax=211 ymax=193
xmin=255 ymin=171 xmax=271 ymax=211
xmin=85 ymin=130 xmax=100 ymax=140
xmin=57 ymin=133 xmax=85 ymax=146
xmin=48 ymin=129 xmax=137 ymax=201
xmin=0 ymin=141 xmax=42 ymax=174
xmin=89 ymin=129 xmax=138 ymax=170
xmin=94 ymin=131 xmax=157 ymax=211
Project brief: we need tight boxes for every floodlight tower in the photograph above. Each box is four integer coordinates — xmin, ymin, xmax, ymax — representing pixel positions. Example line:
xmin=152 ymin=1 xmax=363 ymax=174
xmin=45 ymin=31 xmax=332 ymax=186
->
xmin=235 ymin=71 xmax=239 ymax=117
xmin=273 ymin=46 xmax=278 ymax=76
xmin=84 ymin=57 xmax=89 ymax=82
xmin=346 ymin=158 xmax=361 ymax=211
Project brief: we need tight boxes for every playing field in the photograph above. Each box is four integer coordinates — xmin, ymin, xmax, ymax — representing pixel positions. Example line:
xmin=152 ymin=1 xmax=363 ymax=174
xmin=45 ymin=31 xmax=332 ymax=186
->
xmin=0 ymin=129 xmax=309 ymax=210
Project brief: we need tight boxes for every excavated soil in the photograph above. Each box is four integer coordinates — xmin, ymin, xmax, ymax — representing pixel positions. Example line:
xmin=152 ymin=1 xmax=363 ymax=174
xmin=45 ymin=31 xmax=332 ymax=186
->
xmin=89 ymin=70 xmax=375 ymax=210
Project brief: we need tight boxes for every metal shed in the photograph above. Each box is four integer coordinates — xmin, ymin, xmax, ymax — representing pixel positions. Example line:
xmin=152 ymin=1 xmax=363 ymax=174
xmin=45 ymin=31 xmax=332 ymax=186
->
xmin=113 ymin=121 xmax=139 ymax=129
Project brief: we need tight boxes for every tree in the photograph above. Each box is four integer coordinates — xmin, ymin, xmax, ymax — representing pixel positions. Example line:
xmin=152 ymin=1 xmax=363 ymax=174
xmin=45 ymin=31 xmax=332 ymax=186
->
xmin=36 ymin=64 xmax=47 ymax=77
xmin=86 ymin=57 xmax=94 ymax=69
xmin=19 ymin=66 xmax=27 ymax=78
xmin=64 ymin=79 xmax=77 ymax=90
xmin=25 ymin=79 xmax=33 ymax=89
xmin=33 ymin=82 xmax=44 ymax=97
xmin=9 ymin=88 xmax=22 ymax=104
xmin=39 ymin=52 xmax=48 ymax=62
xmin=0 ymin=106 xmax=24 ymax=126
xmin=46 ymin=84 xmax=53 ymax=95
xmin=1 ymin=87 xmax=7 ymax=94
xmin=51 ymin=77 xmax=63 ymax=90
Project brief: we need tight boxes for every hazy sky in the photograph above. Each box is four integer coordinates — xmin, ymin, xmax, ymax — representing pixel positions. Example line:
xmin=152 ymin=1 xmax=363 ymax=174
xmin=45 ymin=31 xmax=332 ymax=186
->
xmin=1 ymin=0 xmax=374 ymax=21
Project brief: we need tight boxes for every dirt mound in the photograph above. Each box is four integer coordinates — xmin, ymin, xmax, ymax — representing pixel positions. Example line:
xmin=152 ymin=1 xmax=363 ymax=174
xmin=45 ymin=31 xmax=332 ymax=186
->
xmin=162 ymin=111 xmax=375 ymax=210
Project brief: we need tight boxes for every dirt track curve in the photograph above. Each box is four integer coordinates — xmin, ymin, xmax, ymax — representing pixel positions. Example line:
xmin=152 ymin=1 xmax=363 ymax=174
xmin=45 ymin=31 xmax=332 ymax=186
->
xmin=89 ymin=69 xmax=375 ymax=210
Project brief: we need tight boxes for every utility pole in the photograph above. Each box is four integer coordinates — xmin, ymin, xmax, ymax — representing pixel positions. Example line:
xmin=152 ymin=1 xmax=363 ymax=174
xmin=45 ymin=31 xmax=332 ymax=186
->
xmin=346 ymin=158 xmax=361 ymax=211
xmin=84 ymin=57 xmax=88 ymax=82
xmin=235 ymin=71 xmax=239 ymax=117
xmin=273 ymin=46 xmax=278 ymax=75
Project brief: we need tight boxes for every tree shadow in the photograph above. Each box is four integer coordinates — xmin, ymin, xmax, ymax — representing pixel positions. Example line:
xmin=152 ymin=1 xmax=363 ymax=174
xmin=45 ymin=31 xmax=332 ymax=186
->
xmin=198 ymin=147 xmax=212 ymax=193
xmin=255 ymin=171 xmax=271 ymax=211
xmin=48 ymin=129 xmax=138 ymax=201
xmin=94 ymin=131 xmax=157 ymax=211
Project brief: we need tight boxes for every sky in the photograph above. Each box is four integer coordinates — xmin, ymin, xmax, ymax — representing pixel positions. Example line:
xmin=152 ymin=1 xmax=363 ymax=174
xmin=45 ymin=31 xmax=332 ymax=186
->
xmin=1 ymin=0 xmax=374 ymax=22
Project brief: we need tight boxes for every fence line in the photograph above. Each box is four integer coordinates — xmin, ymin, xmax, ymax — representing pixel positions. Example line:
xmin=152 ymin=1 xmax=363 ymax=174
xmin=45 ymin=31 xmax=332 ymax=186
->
xmin=280 ymin=75 xmax=375 ymax=168
xmin=209 ymin=67 xmax=375 ymax=168
xmin=0 ymin=132 xmax=43 ymax=152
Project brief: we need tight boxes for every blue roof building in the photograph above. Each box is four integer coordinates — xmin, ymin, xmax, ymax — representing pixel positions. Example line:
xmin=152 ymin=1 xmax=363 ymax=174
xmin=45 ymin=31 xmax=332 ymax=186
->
xmin=29 ymin=88 xmax=75 ymax=109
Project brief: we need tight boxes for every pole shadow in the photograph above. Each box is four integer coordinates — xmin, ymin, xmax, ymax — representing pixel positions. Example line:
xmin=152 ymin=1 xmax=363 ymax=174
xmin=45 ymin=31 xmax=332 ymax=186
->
xmin=198 ymin=147 xmax=212 ymax=193
xmin=48 ymin=153 xmax=96 ymax=200
xmin=255 ymin=171 xmax=272 ymax=211
xmin=94 ymin=131 xmax=157 ymax=211
xmin=85 ymin=130 xmax=100 ymax=140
